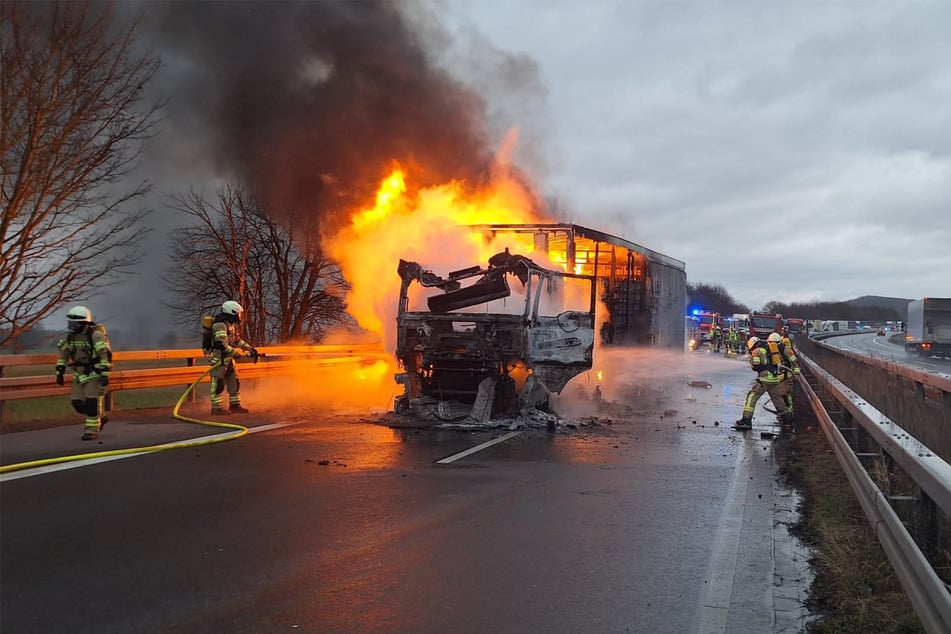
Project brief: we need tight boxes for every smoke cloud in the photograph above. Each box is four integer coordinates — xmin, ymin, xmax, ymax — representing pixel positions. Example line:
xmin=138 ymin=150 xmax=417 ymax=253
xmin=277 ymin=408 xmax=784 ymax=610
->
xmin=140 ymin=1 xmax=507 ymax=235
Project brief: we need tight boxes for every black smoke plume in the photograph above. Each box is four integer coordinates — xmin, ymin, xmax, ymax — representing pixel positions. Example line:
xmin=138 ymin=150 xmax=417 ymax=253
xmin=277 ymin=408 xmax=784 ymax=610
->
xmin=143 ymin=1 xmax=497 ymax=234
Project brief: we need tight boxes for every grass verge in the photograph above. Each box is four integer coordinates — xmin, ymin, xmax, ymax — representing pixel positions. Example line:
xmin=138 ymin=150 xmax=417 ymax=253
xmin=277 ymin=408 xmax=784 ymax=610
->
xmin=775 ymin=387 xmax=924 ymax=633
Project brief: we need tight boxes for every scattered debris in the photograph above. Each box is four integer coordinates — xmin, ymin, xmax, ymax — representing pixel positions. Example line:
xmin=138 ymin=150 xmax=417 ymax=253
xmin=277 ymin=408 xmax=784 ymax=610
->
xmin=688 ymin=380 xmax=712 ymax=389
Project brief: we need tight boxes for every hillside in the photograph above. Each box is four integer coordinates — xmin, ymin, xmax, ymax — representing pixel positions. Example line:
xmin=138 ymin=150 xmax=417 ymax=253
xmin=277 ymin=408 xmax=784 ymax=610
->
xmin=845 ymin=295 xmax=914 ymax=317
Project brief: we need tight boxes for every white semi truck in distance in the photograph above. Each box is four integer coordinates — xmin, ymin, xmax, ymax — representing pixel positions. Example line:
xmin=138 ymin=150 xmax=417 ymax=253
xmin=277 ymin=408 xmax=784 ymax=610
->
xmin=905 ymin=297 xmax=951 ymax=359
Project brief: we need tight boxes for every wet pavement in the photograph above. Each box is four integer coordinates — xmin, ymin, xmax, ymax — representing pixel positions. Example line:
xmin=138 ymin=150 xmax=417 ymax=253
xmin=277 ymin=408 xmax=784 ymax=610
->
xmin=1 ymin=350 xmax=814 ymax=633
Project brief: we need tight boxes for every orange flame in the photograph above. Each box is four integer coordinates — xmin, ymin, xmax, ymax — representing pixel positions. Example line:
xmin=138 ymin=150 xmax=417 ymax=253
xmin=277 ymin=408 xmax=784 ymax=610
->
xmin=327 ymin=162 xmax=545 ymax=349
xmin=308 ymin=147 xmax=556 ymax=411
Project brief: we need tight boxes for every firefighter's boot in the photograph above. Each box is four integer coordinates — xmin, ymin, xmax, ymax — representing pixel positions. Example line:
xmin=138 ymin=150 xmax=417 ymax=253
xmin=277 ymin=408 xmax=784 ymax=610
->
xmin=229 ymin=404 xmax=249 ymax=414
xmin=733 ymin=417 xmax=753 ymax=431
xmin=210 ymin=407 xmax=230 ymax=416
xmin=780 ymin=412 xmax=795 ymax=432
xmin=82 ymin=418 xmax=100 ymax=440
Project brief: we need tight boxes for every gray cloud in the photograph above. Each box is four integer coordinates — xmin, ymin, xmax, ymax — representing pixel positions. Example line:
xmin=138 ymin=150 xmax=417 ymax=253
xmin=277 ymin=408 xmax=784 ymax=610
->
xmin=440 ymin=0 xmax=951 ymax=309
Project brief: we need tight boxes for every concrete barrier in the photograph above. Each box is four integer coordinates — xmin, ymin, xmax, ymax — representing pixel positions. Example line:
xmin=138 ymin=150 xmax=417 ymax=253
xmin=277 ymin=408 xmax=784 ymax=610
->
xmin=797 ymin=335 xmax=951 ymax=460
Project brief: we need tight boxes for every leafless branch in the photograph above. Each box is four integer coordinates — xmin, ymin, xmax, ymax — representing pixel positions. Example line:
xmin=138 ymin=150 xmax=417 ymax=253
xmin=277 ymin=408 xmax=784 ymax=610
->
xmin=163 ymin=185 xmax=348 ymax=344
xmin=0 ymin=1 xmax=163 ymax=346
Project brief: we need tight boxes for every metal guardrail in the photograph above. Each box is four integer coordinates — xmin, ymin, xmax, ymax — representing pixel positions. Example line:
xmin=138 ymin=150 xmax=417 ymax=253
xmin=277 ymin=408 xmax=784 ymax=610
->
xmin=0 ymin=344 xmax=390 ymax=402
xmin=799 ymin=348 xmax=951 ymax=633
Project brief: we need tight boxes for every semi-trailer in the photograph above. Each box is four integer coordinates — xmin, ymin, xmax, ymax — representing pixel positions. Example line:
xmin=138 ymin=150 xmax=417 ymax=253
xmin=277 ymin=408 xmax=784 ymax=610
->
xmin=905 ymin=297 xmax=951 ymax=359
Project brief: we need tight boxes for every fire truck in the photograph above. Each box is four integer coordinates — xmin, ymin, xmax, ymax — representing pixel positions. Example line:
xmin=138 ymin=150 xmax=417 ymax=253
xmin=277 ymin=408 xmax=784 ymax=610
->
xmin=695 ymin=311 xmax=720 ymax=345
xmin=749 ymin=312 xmax=783 ymax=340
xmin=785 ymin=318 xmax=805 ymax=335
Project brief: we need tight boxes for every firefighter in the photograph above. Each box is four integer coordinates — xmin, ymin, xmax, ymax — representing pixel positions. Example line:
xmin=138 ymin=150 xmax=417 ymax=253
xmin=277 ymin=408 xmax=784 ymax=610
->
xmin=726 ymin=327 xmax=739 ymax=356
xmin=733 ymin=336 xmax=789 ymax=431
xmin=208 ymin=300 xmax=257 ymax=415
xmin=712 ymin=323 xmax=722 ymax=352
xmin=781 ymin=326 xmax=794 ymax=349
xmin=55 ymin=306 xmax=113 ymax=441
xmin=768 ymin=331 xmax=801 ymax=425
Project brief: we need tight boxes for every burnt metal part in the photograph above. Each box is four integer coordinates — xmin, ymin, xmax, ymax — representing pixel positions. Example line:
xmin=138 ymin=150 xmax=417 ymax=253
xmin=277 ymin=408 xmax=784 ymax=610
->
xmin=394 ymin=251 xmax=596 ymax=413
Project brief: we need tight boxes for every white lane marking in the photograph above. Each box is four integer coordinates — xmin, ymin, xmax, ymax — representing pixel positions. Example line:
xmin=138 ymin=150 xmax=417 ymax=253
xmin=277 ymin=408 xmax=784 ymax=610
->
xmin=435 ymin=431 xmax=521 ymax=464
xmin=0 ymin=422 xmax=295 ymax=483
xmin=0 ymin=452 xmax=153 ymax=482
xmin=695 ymin=439 xmax=752 ymax=633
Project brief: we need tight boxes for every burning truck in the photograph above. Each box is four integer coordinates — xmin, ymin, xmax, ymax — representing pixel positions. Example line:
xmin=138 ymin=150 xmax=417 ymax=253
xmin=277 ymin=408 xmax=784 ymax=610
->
xmin=392 ymin=223 xmax=686 ymax=422
xmin=394 ymin=248 xmax=596 ymax=421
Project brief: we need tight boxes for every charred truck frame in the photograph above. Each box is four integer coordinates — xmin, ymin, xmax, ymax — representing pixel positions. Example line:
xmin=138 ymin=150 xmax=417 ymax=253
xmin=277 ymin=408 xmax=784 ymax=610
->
xmin=394 ymin=223 xmax=686 ymax=418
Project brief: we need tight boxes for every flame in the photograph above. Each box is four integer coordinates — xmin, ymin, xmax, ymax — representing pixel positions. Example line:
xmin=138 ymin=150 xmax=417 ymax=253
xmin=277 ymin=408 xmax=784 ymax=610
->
xmin=312 ymin=153 xmax=550 ymax=411
xmin=327 ymin=161 xmax=544 ymax=348
xmin=351 ymin=169 xmax=407 ymax=232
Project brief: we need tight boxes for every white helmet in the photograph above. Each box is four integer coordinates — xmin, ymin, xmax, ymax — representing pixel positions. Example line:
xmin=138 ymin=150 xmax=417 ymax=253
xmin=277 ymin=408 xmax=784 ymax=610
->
xmin=767 ymin=332 xmax=782 ymax=344
xmin=66 ymin=305 xmax=92 ymax=332
xmin=746 ymin=336 xmax=759 ymax=351
xmin=221 ymin=300 xmax=244 ymax=322
xmin=67 ymin=305 xmax=93 ymax=322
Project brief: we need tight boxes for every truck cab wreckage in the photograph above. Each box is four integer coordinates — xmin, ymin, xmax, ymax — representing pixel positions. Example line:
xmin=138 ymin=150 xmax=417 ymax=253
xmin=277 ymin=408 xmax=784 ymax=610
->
xmin=394 ymin=249 xmax=597 ymax=422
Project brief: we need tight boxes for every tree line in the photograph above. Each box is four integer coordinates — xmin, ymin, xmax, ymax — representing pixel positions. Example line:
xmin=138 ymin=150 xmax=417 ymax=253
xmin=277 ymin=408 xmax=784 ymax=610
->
xmin=687 ymin=283 xmax=904 ymax=322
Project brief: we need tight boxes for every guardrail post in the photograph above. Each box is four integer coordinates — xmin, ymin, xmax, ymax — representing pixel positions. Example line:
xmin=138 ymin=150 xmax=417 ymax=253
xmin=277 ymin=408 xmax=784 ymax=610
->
xmin=917 ymin=491 xmax=941 ymax=565
xmin=187 ymin=357 xmax=196 ymax=403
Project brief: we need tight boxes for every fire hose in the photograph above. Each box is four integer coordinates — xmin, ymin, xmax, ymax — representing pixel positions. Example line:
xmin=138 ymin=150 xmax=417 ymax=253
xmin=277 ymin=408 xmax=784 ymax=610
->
xmin=0 ymin=363 xmax=249 ymax=475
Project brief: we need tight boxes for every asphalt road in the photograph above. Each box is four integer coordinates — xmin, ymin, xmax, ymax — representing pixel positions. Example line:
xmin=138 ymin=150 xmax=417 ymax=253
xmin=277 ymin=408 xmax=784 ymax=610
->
xmin=822 ymin=331 xmax=951 ymax=377
xmin=1 ymin=352 xmax=811 ymax=634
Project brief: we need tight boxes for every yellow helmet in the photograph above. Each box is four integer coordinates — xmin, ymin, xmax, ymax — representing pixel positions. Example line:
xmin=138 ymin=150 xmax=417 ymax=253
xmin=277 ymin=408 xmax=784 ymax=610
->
xmin=746 ymin=336 xmax=759 ymax=351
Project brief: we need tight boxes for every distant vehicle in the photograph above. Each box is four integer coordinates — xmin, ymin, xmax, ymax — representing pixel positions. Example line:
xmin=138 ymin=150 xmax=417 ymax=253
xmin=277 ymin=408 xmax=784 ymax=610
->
xmin=731 ymin=313 xmax=750 ymax=338
xmin=785 ymin=318 xmax=805 ymax=335
xmin=877 ymin=327 xmax=886 ymax=336
xmin=905 ymin=297 xmax=951 ymax=359
xmin=685 ymin=316 xmax=701 ymax=351
xmin=821 ymin=320 xmax=849 ymax=332
xmin=749 ymin=312 xmax=783 ymax=340
xmin=695 ymin=311 xmax=720 ymax=345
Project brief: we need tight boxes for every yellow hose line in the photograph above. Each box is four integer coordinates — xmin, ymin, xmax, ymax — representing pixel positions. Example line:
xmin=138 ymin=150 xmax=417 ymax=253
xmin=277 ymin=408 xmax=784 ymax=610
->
xmin=0 ymin=364 xmax=249 ymax=474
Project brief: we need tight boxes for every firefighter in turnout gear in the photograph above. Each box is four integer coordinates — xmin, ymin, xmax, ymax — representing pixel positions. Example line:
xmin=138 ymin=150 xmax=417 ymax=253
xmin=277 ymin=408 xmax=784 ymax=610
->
xmin=726 ymin=327 xmax=740 ymax=356
xmin=769 ymin=330 xmax=801 ymax=426
xmin=208 ymin=300 xmax=257 ymax=415
xmin=55 ymin=306 xmax=113 ymax=440
xmin=733 ymin=336 xmax=790 ymax=431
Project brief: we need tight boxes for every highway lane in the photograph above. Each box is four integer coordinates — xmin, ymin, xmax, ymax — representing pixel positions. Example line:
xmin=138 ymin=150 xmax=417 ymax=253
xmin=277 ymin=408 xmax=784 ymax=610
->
xmin=0 ymin=353 xmax=810 ymax=634
xmin=819 ymin=331 xmax=951 ymax=378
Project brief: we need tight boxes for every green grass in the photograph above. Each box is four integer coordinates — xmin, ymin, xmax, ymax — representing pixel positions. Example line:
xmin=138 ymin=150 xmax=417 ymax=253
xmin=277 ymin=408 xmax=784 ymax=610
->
xmin=1 ymin=358 xmax=206 ymax=431
xmin=1 ymin=384 xmax=208 ymax=432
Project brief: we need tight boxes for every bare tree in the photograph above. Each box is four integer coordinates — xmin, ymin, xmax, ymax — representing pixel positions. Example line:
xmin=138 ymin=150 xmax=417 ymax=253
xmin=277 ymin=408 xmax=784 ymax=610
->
xmin=163 ymin=186 xmax=349 ymax=345
xmin=0 ymin=1 xmax=162 ymax=347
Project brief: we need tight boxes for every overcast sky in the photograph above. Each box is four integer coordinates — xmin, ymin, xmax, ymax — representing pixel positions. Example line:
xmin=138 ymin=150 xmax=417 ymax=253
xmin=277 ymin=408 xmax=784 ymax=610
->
xmin=82 ymin=0 xmax=950 ymax=336
xmin=434 ymin=0 xmax=951 ymax=309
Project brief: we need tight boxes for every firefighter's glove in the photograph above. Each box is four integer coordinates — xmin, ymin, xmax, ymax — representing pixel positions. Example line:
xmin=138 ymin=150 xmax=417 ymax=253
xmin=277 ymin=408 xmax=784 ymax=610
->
xmin=99 ymin=374 xmax=109 ymax=387
xmin=249 ymin=347 xmax=260 ymax=363
xmin=55 ymin=368 xmax=65 ymax=386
